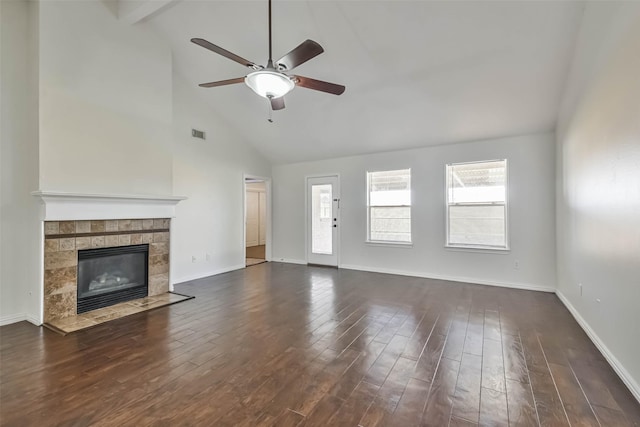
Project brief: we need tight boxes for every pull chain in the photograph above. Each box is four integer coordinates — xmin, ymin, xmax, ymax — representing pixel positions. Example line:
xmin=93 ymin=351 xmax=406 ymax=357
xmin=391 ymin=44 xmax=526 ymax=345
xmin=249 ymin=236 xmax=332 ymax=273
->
xmin=267 ymin=100 xmax=273 ymax=123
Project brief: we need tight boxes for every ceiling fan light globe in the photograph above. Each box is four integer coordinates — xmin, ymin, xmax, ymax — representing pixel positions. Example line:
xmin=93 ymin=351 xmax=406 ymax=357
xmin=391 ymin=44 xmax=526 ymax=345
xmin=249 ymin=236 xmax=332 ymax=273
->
xmin=245 ymin=70 xmax=295 ymax=99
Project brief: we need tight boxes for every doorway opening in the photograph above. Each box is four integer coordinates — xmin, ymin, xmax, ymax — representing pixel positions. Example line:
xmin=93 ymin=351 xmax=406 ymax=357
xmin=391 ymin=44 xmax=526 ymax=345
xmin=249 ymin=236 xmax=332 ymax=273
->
xmin=245 ymin=177 xmax=268 ymax=267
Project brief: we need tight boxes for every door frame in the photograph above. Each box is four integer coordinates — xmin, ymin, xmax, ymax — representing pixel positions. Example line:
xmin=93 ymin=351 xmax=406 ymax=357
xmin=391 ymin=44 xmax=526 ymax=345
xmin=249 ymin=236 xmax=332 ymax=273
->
xmin=243 ymin=174 xmax=272 ymax=263
xmin=305 ymin=173 xmax=341 ymax=266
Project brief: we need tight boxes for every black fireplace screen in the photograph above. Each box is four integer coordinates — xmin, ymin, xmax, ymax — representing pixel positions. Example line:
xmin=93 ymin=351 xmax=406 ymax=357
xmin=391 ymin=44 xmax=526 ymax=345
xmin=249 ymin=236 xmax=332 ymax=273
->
xmin=77 ymin=244 xmax=149 ymax=313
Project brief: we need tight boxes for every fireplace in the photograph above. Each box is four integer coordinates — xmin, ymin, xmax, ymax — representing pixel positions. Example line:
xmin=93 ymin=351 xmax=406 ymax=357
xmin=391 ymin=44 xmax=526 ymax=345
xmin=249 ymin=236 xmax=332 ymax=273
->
xmin=41 ymin=217 xmax=174 ymax=323
xmin=77 ymin=244 xmax=149 ymax=313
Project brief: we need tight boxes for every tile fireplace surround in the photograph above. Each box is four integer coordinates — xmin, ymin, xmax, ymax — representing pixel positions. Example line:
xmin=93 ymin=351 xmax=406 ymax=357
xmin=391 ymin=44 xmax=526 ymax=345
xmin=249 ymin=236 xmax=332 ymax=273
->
xmin=43 ymin=218 xmax=170 ymax=323
xmin=32 ymin=192 xmax=188 ymax=332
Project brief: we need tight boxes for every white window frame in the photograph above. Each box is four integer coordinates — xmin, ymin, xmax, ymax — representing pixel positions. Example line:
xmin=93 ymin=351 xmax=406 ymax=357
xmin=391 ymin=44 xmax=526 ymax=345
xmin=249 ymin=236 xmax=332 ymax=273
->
xmin=445 ymin=159 xmax=509 ymax=251
xmin=366 ymin=168 xmax=412 ymax=245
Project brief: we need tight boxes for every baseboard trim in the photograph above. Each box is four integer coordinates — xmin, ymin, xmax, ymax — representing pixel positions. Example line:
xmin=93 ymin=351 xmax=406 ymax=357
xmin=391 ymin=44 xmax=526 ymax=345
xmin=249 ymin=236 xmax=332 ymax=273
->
xmin=0 ymin=313 xmax=27 ymax=326
xmin=0 ymin=313 xmax=40 ymax=326
xmin=273 ymin=258 xmax=307 ymax=265
xmin=338 ymin=264 xmax=556 ymax=293
xmin=556 ymin=291 xmax=640 ymax=403
xmin=173 ymin=264 xmax=246 ymax=285
xmin=26 ymin=314 xmax=41 ymax=326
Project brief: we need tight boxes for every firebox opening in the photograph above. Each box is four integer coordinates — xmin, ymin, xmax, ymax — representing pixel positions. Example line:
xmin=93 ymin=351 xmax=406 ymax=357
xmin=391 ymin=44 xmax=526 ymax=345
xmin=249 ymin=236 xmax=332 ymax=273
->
xmin=77 ymin=244 xmax=149 ymax=313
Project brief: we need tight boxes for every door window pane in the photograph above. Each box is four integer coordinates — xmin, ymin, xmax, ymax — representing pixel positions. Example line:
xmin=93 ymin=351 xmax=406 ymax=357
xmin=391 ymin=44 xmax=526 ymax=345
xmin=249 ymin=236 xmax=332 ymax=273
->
xmin=311 ymin=184 xmax=332 ymax=254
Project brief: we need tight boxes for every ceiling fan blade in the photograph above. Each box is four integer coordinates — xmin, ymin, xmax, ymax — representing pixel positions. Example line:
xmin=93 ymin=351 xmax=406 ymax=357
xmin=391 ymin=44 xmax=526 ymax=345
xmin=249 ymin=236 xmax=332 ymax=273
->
xmin=191 ymin=38 xmax=257 ymax=68
xmin=294 ymin=75 xmax=345 ymax=95
xmin=198 ymin=77 xmax=245 ymax=88
xmin=276 ymin=40 xmax=324 ymax=71
xmin=270 ymin=96 xmax=285 ymax=110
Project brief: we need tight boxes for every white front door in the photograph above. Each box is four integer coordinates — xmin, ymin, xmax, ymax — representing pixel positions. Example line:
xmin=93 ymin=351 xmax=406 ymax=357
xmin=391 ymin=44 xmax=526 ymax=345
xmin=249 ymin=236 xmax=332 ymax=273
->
xmin=307 ymin=176 xmax=339 ymax=266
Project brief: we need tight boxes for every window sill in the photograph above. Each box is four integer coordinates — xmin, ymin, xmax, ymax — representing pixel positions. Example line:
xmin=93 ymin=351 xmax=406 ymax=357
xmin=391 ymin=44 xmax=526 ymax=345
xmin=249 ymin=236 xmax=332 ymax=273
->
xmin=445 ymin=245 xmax=510 ymax=254
xmin=366 ymin=241 xmax=413 ymax=248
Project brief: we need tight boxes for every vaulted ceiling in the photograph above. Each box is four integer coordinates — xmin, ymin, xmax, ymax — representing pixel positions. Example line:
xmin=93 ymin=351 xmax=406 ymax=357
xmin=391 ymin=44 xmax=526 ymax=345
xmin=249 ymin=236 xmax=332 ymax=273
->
xmin=145 ymin=0 xmax=584 ymax=164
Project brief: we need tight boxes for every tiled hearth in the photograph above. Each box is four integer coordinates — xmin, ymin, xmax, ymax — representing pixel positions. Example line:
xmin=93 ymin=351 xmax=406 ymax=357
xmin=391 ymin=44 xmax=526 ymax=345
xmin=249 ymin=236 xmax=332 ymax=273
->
xmin=43 ymin=218 xmax=191 ymax=334
xmin=45 ymin=293 xmax=192 ymax=334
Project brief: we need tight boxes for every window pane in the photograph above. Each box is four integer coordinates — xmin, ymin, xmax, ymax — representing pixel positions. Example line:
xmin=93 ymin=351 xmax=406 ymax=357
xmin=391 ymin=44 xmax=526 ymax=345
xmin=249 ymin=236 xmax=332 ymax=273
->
xmin=311 ymin=184 xmax=332 ymax=254
xmin=369 ymin=169 xmax=411 ymax=206
xmin=448 ymin=205 xmax=505 ymax=247
xmin=370 ymin=206 xmax=411 ymax=242
xmin=448 ymin=160 xmax=506 ymax=203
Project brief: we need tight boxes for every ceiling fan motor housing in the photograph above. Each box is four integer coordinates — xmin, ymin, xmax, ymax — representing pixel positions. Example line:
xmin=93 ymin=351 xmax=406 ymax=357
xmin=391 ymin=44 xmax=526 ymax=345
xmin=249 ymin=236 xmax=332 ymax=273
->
xmin=245 ymin=70 xmax=295 ymax=99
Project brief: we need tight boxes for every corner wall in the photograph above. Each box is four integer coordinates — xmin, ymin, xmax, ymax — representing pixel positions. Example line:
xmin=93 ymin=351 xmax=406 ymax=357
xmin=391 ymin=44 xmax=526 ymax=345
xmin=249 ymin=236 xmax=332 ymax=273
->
xmin=273 ymin=132 xmax=556 ymax=291
xmin=170 ymin=75 xmax=271 ymax=284
xmin=556 ymin=2 xmax=640 ymax=399
xmin=0 ymin=0 xmax=42 ymax=325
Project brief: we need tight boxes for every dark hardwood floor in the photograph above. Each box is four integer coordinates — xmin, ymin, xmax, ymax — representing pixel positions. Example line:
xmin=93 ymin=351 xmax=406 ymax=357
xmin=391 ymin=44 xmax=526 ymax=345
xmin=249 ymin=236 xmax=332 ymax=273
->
xmin=1 ymin=263 xmax=639 ymax=426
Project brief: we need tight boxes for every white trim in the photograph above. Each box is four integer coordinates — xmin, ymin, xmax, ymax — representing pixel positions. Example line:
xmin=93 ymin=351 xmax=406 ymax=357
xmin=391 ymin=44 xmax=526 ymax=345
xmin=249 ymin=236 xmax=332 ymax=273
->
xmin=556 ymin=291 xmax=640 ymax=403
xmin=365 ymin=241 xmax=414 ymax=249
xmin=172 ymin=264 xmax=246 ymax=285
xmin=32 ymin=191 xmax=187 ymax=221
xmin=366 ymin=168 xmax=413 ymax=245
xmin=273 ymin=258 xmax=307 ymax=265
xmin=0 ymin=313 xmax=27 ymax=326
xmin=0 ymin=313 xmax=40 ymax=327
xmin=445 ymin=159 xmax=509 ymax=250
xmin=338 ymin=263 xmax=555 ymax=293
xmin=445 ymin=245 xmax=510 ymax=254
xmin=36 ymin=221 xmax=45 ymax=325
xmin=26 ymin=314 xmax=41 ymax=326
xmin=31 ymin=191 xmax=187 ymax=202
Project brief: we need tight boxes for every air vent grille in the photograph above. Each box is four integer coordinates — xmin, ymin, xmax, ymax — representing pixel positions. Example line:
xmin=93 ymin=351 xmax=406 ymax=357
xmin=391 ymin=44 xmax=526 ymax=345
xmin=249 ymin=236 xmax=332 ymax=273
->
xmin=192 ymin=129 xmax=206 ymax=140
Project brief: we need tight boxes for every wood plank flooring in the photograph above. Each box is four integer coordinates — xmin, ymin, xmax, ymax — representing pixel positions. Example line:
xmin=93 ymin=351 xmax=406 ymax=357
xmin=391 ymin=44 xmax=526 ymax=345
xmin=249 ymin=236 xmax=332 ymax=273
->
xmin=1 ymin=263 xmax=639 ymax=426
xmin=246 ymin=245 xmax=266 ymax=259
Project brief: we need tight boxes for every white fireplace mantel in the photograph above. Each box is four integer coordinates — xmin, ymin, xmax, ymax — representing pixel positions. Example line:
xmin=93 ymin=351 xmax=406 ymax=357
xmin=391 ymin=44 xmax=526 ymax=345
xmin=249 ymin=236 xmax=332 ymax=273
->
xmin=32 ymin=191 xmax=187 ymax=221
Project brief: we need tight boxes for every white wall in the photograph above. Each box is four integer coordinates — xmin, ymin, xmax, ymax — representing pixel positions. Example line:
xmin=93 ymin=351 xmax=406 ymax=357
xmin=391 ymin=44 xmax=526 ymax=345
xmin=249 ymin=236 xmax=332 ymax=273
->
xmin=556 ymin=2 xmax=640 ymax=399
xmin=0 ymin=0 xmax=42 ymax=325
xmin=273 ymin=133 xmax=556 ymax=291
xmin=171 ymin=75 xmax=271 ymax=284
xmin=38 ymin=0 xmax=173 ymax=195
xmin=0 ymin=0 xmax=271 ymax=324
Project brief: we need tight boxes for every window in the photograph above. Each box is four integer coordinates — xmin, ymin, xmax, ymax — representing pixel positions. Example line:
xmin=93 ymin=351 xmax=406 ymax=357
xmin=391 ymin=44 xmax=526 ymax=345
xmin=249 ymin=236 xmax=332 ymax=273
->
xmin=319 ymin=191 xmax=332 ymax=220
xmin=446 ymin=160 xmax=508 ymax=249
xmin=367 ymin=169 xmax=411 ymax=243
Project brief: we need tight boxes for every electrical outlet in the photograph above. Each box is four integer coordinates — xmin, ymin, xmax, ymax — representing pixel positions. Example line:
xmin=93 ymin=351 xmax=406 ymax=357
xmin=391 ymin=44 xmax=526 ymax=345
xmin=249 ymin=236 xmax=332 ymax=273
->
xmin=191 ymin=255 xmax=197 ymax=263
xmin=206 ymin=253 xmax=211 ymax=262
xmin=578 ymin=283 xmax=583 ymax=296
xmin=514 ymin=260 xmax=520 ymax=270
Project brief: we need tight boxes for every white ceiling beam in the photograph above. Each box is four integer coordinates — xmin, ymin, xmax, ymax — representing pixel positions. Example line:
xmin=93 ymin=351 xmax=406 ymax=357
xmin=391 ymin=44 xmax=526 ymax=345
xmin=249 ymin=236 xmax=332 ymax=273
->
xmin=118 ymin=0 xmax=178 ymax=25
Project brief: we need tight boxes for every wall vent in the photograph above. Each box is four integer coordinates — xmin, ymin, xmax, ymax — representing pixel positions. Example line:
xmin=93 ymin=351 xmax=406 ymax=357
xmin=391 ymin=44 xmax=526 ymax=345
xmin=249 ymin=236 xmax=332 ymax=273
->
xmin=192 ymin=129 xmax=206 ymax=140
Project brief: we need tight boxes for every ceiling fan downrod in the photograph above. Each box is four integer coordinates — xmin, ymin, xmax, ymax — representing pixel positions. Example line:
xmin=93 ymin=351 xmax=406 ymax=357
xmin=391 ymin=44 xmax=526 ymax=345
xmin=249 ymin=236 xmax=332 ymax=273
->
xmin=268 ymin=0 xmax=273 ymax=64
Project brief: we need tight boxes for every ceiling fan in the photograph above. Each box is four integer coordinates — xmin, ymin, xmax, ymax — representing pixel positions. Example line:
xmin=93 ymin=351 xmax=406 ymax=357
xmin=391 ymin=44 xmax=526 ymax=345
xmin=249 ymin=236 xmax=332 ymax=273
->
xmin=190 ymin=0 xmax=345 ymax=113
